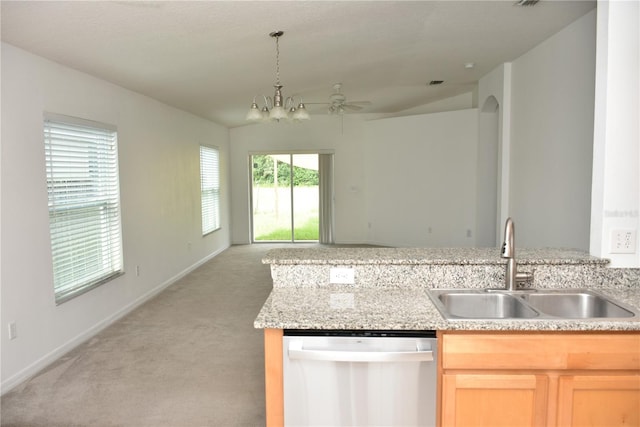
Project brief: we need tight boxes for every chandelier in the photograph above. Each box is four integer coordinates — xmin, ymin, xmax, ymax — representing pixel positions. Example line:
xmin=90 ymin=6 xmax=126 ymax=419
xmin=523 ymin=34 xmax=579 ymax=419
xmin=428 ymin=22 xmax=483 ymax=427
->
xmin=246 ymin=31 xmax=310 ymax=123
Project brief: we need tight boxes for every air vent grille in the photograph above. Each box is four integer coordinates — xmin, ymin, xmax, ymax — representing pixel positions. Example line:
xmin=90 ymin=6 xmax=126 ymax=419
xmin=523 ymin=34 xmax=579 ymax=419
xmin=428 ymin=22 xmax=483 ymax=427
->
xmin=514 ymin=0 xmax=539 ymax=6
xmin=429 ymin=80 xmax=444 ymax=86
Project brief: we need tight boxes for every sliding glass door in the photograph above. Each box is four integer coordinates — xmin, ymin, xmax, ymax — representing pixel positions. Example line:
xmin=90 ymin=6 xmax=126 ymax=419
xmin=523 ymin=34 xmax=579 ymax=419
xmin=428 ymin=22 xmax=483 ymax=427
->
xmin=251 ymin=153 xmax=321 ymax=242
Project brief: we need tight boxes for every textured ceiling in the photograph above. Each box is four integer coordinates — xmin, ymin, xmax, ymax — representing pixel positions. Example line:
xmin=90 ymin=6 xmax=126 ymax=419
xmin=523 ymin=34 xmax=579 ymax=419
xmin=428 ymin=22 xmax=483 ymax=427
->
xmin=1 ymin=0 xmax=596 ymax=128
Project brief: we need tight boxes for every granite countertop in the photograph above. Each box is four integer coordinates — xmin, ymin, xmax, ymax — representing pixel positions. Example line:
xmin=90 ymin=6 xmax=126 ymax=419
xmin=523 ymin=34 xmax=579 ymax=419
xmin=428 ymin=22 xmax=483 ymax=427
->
xmin=262 ymin=247 xmax=609 ymax=266
xmin=253 ymin=285 xmax=640 ymax=332
xmin=255 ymin=247 xmax=640 ymax=332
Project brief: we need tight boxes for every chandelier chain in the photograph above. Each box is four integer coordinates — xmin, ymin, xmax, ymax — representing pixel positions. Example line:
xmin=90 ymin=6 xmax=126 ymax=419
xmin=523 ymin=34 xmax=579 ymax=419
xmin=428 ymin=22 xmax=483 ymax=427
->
xmin=275 ymin=34 xmax=280 ymax=86
xmin=246 ymin=30 xmax=310 ymax=122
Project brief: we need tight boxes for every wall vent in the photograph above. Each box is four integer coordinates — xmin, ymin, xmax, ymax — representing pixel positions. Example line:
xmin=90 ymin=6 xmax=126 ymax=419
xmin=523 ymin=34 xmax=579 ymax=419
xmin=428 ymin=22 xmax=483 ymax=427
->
xmin=514 ymin=0 xmax=539 ymax=6
xmin=429 ymin=80 xmax=444 ymax=86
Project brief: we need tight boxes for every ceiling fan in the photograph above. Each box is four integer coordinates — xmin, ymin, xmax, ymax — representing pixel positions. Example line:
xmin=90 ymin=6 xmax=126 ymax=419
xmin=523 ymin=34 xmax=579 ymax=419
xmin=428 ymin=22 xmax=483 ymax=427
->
xmin=319 ymin=83 xmax=372 ymax=115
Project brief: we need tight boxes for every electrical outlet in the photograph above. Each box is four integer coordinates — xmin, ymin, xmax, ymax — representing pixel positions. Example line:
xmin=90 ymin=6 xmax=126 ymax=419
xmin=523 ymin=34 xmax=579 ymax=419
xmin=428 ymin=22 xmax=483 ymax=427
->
xmin=329 ymin=293 xmax=355 ymax=309
xmin=330 ymin=267 xmax=355 ymax=284
xmin=610 ymin=229 xmax=637 ymax=254
xmin=8 ymin=322 xmax=17 ymax=340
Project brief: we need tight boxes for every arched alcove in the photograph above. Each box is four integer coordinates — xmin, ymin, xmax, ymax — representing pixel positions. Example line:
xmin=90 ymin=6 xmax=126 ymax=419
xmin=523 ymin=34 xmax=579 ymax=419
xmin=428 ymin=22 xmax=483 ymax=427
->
xmin=482 ymin=95 xmax=499 ymax=113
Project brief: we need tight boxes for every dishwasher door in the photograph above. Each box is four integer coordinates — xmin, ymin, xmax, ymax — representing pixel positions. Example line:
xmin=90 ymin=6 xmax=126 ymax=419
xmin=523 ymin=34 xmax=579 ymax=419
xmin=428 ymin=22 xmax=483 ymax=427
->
xmin=283 ymin=331 xmax=437 ymax=427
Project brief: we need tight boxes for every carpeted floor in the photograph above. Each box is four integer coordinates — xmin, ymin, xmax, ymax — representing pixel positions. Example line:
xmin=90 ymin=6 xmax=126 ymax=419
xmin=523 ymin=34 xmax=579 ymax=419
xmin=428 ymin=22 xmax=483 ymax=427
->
xmin=0 ymin=244 xmax=294 ymax=427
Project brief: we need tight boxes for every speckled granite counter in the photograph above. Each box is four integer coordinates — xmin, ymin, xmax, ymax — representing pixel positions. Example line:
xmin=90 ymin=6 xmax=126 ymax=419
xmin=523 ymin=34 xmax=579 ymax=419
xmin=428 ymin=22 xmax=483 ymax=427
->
xmin=261 ymin=247 xmax=608 ymax=266
xmin=254 ymin=247 xmax=640 ymax=332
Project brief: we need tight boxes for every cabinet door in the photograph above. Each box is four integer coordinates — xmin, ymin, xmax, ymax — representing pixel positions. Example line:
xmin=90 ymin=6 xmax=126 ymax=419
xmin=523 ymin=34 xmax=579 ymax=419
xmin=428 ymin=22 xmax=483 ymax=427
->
xmin=556 ymin=375 xmax=640 ymax=427
xmin=442 ymin=373 xmax=548 ymax=427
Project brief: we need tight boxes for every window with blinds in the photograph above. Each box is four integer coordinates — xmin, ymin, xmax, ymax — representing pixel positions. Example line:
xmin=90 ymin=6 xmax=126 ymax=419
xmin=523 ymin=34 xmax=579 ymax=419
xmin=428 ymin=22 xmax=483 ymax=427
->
xmin=44 ymin=114 xmax=123 ymax=304
xmin=200 ymin=145 xmax=220 ymax=235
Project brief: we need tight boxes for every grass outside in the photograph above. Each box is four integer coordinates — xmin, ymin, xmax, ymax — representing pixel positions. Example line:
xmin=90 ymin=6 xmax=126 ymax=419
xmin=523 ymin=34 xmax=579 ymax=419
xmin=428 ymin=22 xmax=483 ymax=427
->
xmin=254 ymin=213 xmax=319 ymax=241
xmin=252 ymin=185 xmax=319 ymax=241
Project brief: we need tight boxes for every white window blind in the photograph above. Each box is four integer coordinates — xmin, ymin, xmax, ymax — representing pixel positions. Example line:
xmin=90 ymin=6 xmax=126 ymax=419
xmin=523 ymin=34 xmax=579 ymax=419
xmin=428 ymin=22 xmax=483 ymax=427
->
xmin=44 ymin=114 xmax=123 ymax=304
xmin=200 ymin=145 xmax=220 ymax=235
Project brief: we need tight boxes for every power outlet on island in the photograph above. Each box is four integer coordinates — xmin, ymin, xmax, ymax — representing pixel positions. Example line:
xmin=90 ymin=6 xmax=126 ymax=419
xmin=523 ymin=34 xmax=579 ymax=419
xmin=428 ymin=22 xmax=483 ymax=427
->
xmin=330 ymin=267 xmax=355 ymax=284
xmin=610 ymin=229 xmax=637 ymax=254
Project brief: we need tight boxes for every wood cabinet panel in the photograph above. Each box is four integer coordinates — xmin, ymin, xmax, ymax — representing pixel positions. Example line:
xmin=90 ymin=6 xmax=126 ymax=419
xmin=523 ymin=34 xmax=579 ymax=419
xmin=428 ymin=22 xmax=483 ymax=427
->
xmin=442 ymin=332 xmax=640 ymax=370
xmin=441 ymin=332 xmax=640 ymax=427
xmin=556 ymin=374 xmax=640 ymax=427
xmin=442 ymin=373 xmax=548 ymax=427
xmin=264 ymin=328 xmax=284 ymax=427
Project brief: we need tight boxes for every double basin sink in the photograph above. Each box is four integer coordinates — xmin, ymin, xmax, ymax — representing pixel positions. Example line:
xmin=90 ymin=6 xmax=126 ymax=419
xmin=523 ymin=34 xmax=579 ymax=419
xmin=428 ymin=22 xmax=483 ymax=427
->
xmin=428 ymin=288 xmax=637 ymax=320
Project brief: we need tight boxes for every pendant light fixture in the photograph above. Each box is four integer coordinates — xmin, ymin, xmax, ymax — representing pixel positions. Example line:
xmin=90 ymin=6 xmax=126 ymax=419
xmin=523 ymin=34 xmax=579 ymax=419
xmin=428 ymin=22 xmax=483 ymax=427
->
xmin=246 ymin=31 xmax=310 ymax=123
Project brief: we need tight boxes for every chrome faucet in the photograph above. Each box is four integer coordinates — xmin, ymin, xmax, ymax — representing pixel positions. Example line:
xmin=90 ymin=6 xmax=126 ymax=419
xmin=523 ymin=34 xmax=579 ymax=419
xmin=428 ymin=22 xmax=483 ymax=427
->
xmin=501 ymin=217 xmax=533 ymax=291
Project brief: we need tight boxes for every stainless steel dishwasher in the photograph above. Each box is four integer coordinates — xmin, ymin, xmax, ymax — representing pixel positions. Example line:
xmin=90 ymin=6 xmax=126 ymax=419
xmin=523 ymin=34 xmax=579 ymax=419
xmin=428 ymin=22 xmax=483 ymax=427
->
xmin=283 ymin=330 xmax=437 ymax=426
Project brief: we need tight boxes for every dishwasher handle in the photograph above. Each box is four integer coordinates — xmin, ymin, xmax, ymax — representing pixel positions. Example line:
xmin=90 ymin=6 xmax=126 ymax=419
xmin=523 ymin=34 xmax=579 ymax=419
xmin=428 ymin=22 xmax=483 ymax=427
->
xmin=288 ymin=340 xmax=434 ymax=363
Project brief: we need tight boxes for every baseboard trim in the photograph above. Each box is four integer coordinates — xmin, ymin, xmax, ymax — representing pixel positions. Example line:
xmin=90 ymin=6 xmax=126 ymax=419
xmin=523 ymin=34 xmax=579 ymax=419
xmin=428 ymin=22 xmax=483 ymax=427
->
xmin=0 ymin=245 xmax=228 ymax=395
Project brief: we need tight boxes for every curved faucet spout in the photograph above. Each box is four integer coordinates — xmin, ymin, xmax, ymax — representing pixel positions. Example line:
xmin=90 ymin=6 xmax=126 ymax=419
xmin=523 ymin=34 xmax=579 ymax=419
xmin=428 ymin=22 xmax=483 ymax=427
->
xmin=502 ymin=217 xmax=515 ymax=259
xmin=500 ymin=217 xmax=533 ymax=291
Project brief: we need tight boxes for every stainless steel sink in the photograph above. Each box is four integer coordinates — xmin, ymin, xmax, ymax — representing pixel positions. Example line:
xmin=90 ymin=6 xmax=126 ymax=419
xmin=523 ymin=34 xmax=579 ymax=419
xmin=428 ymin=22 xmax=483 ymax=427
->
xmin=520 ymin=290 xmax=635 ymax=319
xmin=428 ymin=289 xmax=637 ymax=320
xmin=429 ymin=290 xmax=539 ymax=319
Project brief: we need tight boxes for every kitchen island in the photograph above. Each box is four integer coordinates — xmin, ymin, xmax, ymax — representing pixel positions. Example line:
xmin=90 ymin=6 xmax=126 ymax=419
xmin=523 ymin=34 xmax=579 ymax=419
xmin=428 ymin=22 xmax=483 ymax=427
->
xmin=255 ymin=247 xmax=640 ymax=332
xmin=254 ymin=247 xmax=640 ymax=426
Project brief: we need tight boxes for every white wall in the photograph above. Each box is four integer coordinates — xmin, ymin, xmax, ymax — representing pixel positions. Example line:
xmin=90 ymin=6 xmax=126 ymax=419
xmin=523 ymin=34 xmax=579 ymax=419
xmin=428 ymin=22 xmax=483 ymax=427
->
xmin=477 ymin=95 xmax=500 ymax=247
xmin=229 ymin=115 xmax=369 ymax=244
xmin=477 ymin=63 xmax=513 ymax=243
xmin=382 ymin=92 xmax=475 ymax=118
xmin=1 ymin=43 xmax=231 ymax=392
xmin=590 ymin=0 xmax=640 ymax=268
xmin=510 ymin=10 xmax=596 ymax=251
xmin=364 ymin=110 xmax=478 ymax=247
xmin=229 ymin=108 xmax=479 ymax=247
xmin=478 ymin=10 xmax=596 ymax=252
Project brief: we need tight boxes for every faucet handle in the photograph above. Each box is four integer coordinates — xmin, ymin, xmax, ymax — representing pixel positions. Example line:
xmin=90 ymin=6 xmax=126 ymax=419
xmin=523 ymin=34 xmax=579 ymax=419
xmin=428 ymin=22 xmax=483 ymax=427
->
xmin=515 ymin=271 xmax=534 ymax=287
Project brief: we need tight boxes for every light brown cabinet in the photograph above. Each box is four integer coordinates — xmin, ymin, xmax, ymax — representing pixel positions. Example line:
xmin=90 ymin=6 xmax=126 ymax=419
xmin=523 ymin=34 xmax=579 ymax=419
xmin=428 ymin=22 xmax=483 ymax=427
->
xmin=264 ymin=329 xmax=284 ymax=427
xmin=556 ymin=374 xmax=640 ymax=426
xmin=442 ymin=373 xmax=548 ymax=426
xmin=440 ymin=332 xmax=640 ymax=427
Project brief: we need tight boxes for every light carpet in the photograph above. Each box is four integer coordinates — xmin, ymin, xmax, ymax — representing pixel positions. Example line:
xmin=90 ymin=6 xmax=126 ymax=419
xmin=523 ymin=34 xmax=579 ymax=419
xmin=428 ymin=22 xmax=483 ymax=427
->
xmin=1 ymin=244 xmax=296 ymax=427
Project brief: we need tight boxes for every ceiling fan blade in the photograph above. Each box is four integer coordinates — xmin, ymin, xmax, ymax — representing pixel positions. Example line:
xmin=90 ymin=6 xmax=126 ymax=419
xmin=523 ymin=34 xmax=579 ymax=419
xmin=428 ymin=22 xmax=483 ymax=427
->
xmin=343 ymin=104 xmax=363 ymax=111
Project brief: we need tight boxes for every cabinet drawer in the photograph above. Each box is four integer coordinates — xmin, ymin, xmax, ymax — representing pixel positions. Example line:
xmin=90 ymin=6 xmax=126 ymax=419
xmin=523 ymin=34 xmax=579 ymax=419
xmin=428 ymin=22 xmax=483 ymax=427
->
xmin=442 ymin=332 xmax=640 ymax=370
